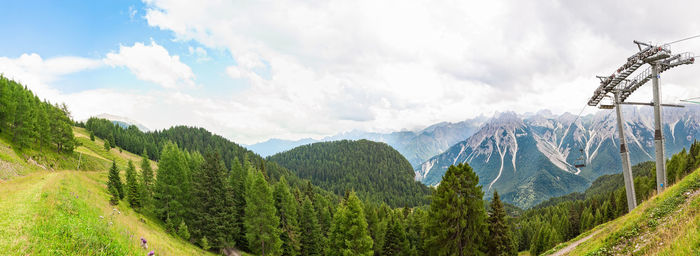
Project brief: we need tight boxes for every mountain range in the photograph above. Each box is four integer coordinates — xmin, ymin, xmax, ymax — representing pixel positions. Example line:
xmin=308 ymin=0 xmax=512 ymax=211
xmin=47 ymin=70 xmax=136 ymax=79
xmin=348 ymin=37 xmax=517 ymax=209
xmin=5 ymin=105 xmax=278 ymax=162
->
xmin=248 ymin=106 xmax=700 ymax=208
xmin=417 ymin=106 xmax=700 ymax=208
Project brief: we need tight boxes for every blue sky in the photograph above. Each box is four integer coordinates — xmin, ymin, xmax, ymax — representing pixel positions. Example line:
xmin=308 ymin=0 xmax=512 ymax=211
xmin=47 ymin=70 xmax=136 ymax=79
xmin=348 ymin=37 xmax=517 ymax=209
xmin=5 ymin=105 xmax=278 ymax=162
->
xmin=1 ymin=0 xmax=699 ymax=144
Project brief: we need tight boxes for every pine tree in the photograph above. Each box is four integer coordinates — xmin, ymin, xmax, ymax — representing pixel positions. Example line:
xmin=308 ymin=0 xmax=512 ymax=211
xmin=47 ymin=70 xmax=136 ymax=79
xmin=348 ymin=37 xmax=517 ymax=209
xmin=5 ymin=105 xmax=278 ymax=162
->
xmin=154 ymin=142 xmax=191 ymax=226
xmin=274 ymin=176 xmax=301 ymax=256
xmin=329 ymin=191 xmax=373 ymax=256
xmin=299 ymin=197 xmax=323 ymax=256
xmin=245 ymin=167 xmax=282 ymax=255
xmin=382 ymin=212 xmax=409 ymax=256
xmin=90 ymin=131 xmax=95 ymax=141
xmin=107 ymin=160 xmax=124 ymax=200
xmin=425 ymin=163 xmax=488 ymax=256
xmin=191 ymin=151 xmax=236 ymax=250
xmin=125 ymin=160 xmax=141 ymax=209
xmin=104 ymin=140 xmax=111 ymax=151
xmin=487 ymin=191 xmax=516 ymax=256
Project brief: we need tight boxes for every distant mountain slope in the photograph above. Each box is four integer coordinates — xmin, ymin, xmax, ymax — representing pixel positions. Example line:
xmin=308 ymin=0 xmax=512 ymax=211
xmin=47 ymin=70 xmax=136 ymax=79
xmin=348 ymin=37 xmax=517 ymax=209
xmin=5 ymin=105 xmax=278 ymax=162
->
xmin=267 ymin=140 xmax=432 ymax=207
xmin=248 ymin=118 xmax=484 ymax=168
xmin=93 ymin=113 xmax=150 ymax=132
xmin=418 ymin=106 xmax=700 ymax=208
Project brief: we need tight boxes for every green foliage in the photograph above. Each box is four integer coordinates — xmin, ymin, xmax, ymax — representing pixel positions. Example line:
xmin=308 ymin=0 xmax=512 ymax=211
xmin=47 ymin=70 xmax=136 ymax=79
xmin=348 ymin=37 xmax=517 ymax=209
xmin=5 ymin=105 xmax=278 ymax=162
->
xmin=178 ymin=220 xmax=191 ymax=241
xmin=201 ymin=236 xmax=210 ymax=251
xmin=425 ymin=163 xmax=487 ymax=255
xmin=108 ymin=186 xmax=120 ymax=206
xmin=382 ymin=212 xmax=409 ymax=256
xmin=268 ymin=140 xmax=432 ymax=207
xmin=0 ymin=76 xmax=75 ymax=153
xmin=245 ymin=167 xmax=282 ymax=255
xmin=329 ymin=191 xmax=374 ymax=256
xmin=274 ymin=177 xmax=300 ymax=256
xmin=107 ymin=160 xmax=124 ymax=200
xmin=154 ymin=142 xmax=191 ymax=226
xmin=125 ymin=160 xmax=141 ymax=209
xmin=190 ymin=151 xmax=237 ymax=250
xmin=299 ymin=197 xmax=323 ymax=256
xmin=487 ymin=191 xmax=516 ymax=256
xmin=140 ymin=149 xmax=154 ymax=209
xmin=104 ymin=140 xmax=110 ymax=151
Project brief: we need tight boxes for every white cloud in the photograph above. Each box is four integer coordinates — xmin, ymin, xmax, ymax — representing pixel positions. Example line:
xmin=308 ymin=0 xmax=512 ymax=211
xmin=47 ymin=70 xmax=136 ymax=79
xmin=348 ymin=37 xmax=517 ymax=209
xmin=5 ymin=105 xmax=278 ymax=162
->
xmin=188 ymin=46 xmax=210 ymax=62
xmin=105 ymin=41 xmax=195 ymax=89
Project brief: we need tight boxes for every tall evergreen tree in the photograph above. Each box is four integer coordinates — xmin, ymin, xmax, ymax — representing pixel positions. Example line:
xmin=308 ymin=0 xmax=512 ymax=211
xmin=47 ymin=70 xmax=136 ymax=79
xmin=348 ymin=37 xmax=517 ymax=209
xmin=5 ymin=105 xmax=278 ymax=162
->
xmin=274 ymin=177 xmax=301 ymax=256
xmin=245 ymin=167 xmax=282 ymax=255
xmin=229 ymin=156 xmax=248 ymax=251
xmin=154 ymin=142 xmax=191 ymax=227
xmin=140 ymin=149 xmax=154 ymax=208
xmin=107 ymin=160 xmax=124 ymax=200
xmin=425 ymin=163 xmax=488 ymax=256
xmin=329 ymin=191 xmax=374 ymax=256
xmin=191 ymin=152 xmax=236 ymax=250
xmin=299 ymin=196 xmax=323 ymax=256
xmin=125 ymin=160 xmax=142 ymax=209
xmin=382 ymin=212 xmax=409 ymax=256
xmin=487 ymin=191 xmax=515 ymax=256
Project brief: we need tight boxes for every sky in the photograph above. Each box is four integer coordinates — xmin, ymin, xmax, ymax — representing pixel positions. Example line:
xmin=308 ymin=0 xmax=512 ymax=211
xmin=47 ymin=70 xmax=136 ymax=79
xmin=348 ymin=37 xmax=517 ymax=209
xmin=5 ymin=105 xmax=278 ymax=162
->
xmin=1 ymin=0 xmax=700 ymax=145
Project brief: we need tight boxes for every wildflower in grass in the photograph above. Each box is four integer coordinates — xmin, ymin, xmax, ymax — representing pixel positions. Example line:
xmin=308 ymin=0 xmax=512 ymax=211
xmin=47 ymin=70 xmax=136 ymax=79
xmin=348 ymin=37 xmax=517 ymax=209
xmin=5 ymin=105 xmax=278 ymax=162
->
xmin=147 ymin=251 xmax=155 ymax=256
xmin=141 ymin=237 xmax=148 ymax=249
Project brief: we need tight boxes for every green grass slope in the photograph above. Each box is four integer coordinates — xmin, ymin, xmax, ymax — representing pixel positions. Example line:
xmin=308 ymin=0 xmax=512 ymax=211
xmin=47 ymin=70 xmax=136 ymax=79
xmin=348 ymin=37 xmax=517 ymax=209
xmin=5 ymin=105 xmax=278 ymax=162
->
xmin=546 ymin=165 xmax=700 ymax=255
xmin=0 ymin=127 xmax=211 ymax=256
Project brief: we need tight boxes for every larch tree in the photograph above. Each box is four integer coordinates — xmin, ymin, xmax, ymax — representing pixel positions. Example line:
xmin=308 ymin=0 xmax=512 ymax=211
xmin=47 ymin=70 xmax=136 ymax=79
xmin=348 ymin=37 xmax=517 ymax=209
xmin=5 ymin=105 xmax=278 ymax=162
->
xmin=244 ymin=167 xmax=282 ymax=255
xmin=329 ymin=191 xmax=374 ymax=256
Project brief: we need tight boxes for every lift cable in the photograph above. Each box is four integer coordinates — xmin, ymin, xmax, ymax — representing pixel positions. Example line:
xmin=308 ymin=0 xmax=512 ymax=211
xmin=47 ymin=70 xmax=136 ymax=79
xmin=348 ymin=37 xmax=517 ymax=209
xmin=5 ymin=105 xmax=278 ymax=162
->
xmin=664 ymin=34 xmax=700 ymax=45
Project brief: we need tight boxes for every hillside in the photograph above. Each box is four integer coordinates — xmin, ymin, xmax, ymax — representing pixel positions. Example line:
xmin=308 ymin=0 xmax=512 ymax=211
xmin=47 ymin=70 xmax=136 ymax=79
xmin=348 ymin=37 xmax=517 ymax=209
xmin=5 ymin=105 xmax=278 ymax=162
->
xmin=418 ymin=107 xmax=700 ymax=208
xmin=0 ymin=128 xmax=212 ymax=255
xmin=248 ymin=118 xmax=484 ymax=167
xmin=268 ymin=139 xmax=432 ymax=207
xmin=547 ymin=164 xmax=700 ymax=255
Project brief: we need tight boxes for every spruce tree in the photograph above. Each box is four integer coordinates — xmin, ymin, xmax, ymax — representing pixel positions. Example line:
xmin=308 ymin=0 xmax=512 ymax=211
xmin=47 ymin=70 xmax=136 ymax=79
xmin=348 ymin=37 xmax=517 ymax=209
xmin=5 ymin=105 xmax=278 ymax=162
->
xmin=244 ymin=167 xmax=282 ymax=255
xmin=300 ymin=197 xmax=323 ymax=256
xmin=229 ymin=157 xmax=248 ymax=250
xmin=487 ymin=191 xmax=515 ymax=256
xmin=104 ymin=140 xmax=111 ymax=151
xmin=425 ymin=163 xmax=488 ymax=256
xmin=191 ymin=151 xmax=236 ymax=250
xmin=329 ymin=191 xmax=373 ymax=256
xmin=382 ymin=212 xmax=409 ymax=256
xmin=274 ymin=176 xmax=301 ymax=256
xmin=140 ymin=149 xmax=154 ymax=208
xmin=125 ymin=160 xmax=141 ymax=209
xmin=107 ymin=160 xmax=124 ymax=200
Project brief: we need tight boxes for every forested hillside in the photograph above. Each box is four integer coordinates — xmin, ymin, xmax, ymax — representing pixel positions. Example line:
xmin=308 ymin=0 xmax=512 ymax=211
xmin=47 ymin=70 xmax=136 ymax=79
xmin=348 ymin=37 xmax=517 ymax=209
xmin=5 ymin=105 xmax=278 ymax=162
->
xmin=268 ymin=140 xmax=432 ymax=207
xmin=0 ymin=75 xmax=75 ymax=153
xmin=515 ymin=140 xmax=700 ymax=255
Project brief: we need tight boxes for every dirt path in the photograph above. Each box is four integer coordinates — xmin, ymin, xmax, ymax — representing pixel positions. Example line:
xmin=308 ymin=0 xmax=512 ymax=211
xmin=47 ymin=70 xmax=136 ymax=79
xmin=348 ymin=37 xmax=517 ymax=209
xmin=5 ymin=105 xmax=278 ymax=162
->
xmin=550 ymin=229 xmax=603 ymax=256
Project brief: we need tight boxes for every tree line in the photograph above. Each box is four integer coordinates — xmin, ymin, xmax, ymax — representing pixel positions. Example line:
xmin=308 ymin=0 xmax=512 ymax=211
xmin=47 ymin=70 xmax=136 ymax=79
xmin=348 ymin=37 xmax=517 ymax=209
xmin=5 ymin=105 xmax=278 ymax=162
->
xmin=0 ymin=76 xmax=75 ymax=153
xmin=105 ymin=139 xmax=517 ymax=255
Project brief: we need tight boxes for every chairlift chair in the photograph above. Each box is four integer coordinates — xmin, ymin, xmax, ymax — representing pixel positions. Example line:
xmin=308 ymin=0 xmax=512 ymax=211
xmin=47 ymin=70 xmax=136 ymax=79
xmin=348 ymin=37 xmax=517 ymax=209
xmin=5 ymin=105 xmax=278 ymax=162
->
xmin=574 ymin=149 xmax=586 ymax=168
